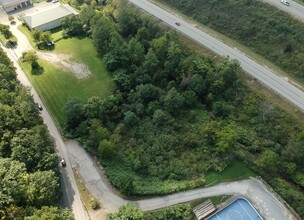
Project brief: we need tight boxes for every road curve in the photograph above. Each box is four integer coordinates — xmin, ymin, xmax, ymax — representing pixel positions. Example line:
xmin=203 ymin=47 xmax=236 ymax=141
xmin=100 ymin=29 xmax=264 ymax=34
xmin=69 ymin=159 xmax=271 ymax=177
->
xmin=1 ymin=23 xmax=89 ymax=220
xmin=67 ymin=141 xmax=298 ymax=220
xmin=128 ymin=0 xmax=304 ymax=112
xmin=263 ymin=0 xmax=304 ymax=22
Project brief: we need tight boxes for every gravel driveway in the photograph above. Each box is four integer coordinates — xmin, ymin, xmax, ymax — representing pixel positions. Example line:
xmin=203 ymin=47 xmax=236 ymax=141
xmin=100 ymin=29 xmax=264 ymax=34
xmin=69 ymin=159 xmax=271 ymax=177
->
xmin=66 ymin=141 xmax=298 ymax=220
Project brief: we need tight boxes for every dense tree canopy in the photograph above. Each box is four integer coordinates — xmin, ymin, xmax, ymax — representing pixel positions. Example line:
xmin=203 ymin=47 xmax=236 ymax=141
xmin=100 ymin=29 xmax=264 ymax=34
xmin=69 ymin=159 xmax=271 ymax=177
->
xmin=0 ymin=48 xmax=73 ymax=218
xmin=63 ymin=0 xmax=304 ymax=217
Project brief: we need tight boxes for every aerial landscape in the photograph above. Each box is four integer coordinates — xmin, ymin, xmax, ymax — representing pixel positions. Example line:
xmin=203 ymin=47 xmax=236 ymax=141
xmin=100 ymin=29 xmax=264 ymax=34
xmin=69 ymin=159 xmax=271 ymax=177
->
xmin=0 ymin=0 xmax=303 ymax=219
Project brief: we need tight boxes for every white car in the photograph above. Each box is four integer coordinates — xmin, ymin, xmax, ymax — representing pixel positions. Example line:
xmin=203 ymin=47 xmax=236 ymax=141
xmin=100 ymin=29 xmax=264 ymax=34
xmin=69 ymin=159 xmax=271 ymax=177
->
xmin=281 ymin=0 xmax=290 ymax=6
xmin=52 ymin=0 xmax=58 ymax=3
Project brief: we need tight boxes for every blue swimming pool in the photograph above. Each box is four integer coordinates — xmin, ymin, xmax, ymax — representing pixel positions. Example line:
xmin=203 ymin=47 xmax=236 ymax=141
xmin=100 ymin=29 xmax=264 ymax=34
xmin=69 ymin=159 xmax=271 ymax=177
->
xmin=207 ymin=197 xmax=263 ymax=220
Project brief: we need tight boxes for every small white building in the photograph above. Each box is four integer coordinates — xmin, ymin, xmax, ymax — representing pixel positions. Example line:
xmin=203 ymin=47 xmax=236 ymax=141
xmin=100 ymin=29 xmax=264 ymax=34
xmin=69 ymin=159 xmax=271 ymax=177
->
xmin=0 ymin=0 xmax=32 ymax=13
xmin=23 ymin=4 xmax=78 ymax=31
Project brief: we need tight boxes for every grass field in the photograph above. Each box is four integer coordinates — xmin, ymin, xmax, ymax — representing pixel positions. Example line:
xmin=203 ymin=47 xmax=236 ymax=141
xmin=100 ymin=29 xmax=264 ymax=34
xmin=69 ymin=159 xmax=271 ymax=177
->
xmin=21 ymin=37 xmax=113 ymax=127
xmin=205 ymin=161 xmax=256 ymax=186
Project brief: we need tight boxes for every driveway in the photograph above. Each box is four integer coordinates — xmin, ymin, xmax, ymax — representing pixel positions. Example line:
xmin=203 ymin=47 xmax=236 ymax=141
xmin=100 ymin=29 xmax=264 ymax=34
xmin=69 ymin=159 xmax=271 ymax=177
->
xmin=0 ymin=1 xmax=62 ymax=57
xmin=67 ymin=141 xmax=298 ymax=220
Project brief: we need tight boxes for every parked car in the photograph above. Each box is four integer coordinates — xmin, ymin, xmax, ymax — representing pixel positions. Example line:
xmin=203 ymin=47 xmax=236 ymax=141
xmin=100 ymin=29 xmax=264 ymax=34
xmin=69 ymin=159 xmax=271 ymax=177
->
xmin=61 ymin=158 xmax=66 ymax=167
xmin=281 ymin=0 xmax=290 ymax=6
xmin=52 ymin=0 xmax=58 ymax=3
xmin=175 ymin=22 xmax=181 ymax=26
xmin=37 ymin=103 xmax=43 ymax=111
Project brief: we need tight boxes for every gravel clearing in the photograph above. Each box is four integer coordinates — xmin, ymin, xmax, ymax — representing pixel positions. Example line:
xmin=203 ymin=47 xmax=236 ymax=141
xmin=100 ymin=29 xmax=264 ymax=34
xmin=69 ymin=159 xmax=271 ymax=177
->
xmin=36 ymin=52 xmax=92 ymax=79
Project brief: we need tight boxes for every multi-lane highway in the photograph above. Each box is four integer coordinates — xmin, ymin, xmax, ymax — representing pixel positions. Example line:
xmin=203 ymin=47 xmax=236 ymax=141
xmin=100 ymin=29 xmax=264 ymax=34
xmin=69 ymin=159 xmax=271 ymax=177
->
xmin=128 ymin=0 xmax=304 ymax=112
xmin=263 ymin=0 xmax=304 ymax=21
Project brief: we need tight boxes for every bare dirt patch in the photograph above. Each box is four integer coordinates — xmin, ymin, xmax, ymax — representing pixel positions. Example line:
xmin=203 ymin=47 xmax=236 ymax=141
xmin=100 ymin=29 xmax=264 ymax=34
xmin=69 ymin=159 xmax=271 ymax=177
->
xmin=36 ymin=52 xmax=92 ymax=80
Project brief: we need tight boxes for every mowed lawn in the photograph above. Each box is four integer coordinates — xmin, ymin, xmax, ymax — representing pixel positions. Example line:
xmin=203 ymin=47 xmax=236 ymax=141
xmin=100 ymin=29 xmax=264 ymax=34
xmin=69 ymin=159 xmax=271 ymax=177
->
xmin=205 ymin=161 xmax=256 ymax=185
xmin=22 ymin=37 xmax=113 ymax=127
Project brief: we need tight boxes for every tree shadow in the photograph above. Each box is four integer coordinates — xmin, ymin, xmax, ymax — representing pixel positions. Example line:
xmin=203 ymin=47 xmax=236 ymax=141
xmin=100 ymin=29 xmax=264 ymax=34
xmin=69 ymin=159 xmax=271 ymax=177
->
xmin=31 ymin=65 xmax=44 ymax=75
xmin=75 ymin=34 xmax=86 ymax=40
xmin=37 ymin=43 xmax=55 ymax=51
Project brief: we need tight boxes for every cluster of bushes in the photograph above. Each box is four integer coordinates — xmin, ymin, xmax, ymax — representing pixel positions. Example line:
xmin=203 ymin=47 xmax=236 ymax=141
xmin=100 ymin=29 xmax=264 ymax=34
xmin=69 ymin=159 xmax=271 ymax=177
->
xmin=105 ymin=163 xmax=205 ymax=196
xmin=108 ymin=204 xmax=193 ymax=220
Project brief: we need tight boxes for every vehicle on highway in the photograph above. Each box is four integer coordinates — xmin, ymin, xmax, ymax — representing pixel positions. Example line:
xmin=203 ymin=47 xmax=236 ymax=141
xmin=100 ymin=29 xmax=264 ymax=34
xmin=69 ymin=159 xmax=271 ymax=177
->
xmin=37 ymin=103 xmax=43 ymax=111
xmin=281 ymin=0 xmax=290 ymax=6
xmin=61 ymin=158 xmax=66 ymax=167
xmin=175 ymin=22 xmax=180 ymax=26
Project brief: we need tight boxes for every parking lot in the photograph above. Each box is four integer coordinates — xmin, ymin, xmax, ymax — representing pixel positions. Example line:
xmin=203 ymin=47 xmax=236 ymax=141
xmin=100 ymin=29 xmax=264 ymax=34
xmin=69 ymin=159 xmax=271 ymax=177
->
xmin=0 ymin=0 xmax=60 ymax=24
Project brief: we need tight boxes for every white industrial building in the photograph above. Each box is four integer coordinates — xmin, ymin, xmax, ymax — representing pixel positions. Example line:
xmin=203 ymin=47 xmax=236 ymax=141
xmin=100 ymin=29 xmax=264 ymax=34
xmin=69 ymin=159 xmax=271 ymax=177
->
xmin=0 ymin=0 xmax=32 ymax=13
xmin=23 ymin=4 xmax=78 ymax=31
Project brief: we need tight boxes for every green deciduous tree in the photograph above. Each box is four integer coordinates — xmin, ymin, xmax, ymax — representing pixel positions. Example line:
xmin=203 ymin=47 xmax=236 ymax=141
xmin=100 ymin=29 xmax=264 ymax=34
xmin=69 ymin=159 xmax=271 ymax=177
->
xmin=0 ymin=24 xmax=12 ymax=39
xmin=32 ymin=29 xmax=41 ymax=43
xmin=0 ymin=158 xmax=27 ymax=206
xmin=108 ymin=204 xmax=144 ymax=220
xmin=11 ymin=125 xmax=56 ymax=172
xmin=91 ymin=15 xmax=116 ymax=54
xmin=163 ymin=87 xmax=185 ymax=114
xmin=25 ymin=171 xmax=59 ymax=206
xmin=22 ymin=51 xmax=38 ymax=69
xmin=215 ymin=124 xmax=239 ymax=153
xmin=116 ymin=1 xmax=141 ymax=37
xmin=25 ymin=206 xmax=74 ymax=220
xmin=134 ymin=84 xmax=159 ymax=104
xmin=255 ymin=150 xmax=280 ymax=174
xmin=63 ymin=97 xmax=85 ymax=132
xmin=98 ymin=139 xmax=116 ymax=159
xmin=124 ymin=111 xmax=139 ymax=127
xmin=61 ymin=15 xmax=84 ymax=36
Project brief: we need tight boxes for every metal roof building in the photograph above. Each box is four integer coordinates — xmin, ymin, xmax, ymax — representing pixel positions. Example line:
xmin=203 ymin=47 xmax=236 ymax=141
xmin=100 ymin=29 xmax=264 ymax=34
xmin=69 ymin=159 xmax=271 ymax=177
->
xmin=0 ymin=0 xmax=32 ymax=13
xmin=23 ymin=4 xmax=78 ymax=31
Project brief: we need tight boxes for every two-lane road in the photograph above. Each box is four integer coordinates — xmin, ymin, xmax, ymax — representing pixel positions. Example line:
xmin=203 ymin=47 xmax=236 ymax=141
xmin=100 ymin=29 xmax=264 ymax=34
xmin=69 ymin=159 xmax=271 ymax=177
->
xmin=129 ymin=0 xmax=304 ymax=112
xmin=263 ymin=0 xmax=304 ymax=22
xmin=1 ymin=35 xmax=89 ymax=220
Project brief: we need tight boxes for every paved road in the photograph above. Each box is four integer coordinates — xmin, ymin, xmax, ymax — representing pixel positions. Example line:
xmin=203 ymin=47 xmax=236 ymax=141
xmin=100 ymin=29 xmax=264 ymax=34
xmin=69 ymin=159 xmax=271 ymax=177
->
xmin=263 ymin=0 xmax=304 ymax=21
xmin=128 ymin=0 xmax=304 ymax=112
xmin=0 ymin=7 xmax=89 ymax=220
xmin=67 ymin=141 xmax=298 ymax=220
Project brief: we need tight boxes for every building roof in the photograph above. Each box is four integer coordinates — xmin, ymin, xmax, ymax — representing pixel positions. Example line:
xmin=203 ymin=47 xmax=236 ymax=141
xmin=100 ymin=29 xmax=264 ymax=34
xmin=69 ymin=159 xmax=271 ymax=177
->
xmin=23 ymin=4 xmax=78 ymax=29
xmin=0 ymin=0 xmax=28 ymax=7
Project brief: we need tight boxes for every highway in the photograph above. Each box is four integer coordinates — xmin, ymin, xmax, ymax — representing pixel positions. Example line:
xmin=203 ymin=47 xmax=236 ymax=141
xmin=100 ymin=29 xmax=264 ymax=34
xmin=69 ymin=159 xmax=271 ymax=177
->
xmin=128 ymin=0 xmax=304 ymax=112
xmin=263 ymin=0 xmax=304 ymax=21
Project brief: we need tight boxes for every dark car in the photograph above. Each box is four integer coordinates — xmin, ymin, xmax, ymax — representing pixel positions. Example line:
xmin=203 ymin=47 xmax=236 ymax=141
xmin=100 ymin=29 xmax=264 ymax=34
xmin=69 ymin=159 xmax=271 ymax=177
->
xmin=61 ymin=158 xmax=66 ymax=167
xmin=175 ymin=22 xmax=181 ymax=26
xmin=37 ymin=103 xmax=43 ymax=111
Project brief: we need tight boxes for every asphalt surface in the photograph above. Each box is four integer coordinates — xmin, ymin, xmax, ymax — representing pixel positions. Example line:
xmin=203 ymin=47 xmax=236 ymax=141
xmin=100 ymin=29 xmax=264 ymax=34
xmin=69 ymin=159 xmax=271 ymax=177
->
xmin=128 ymin=0 xmax=304 ymax=112
xmin=263 ymin=0 xmax=304 ymax=21
xmin=67 ymin=141 xmax=297 ymax=220
xmin=0 ymin=6 xmax=89 ymax=220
